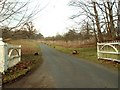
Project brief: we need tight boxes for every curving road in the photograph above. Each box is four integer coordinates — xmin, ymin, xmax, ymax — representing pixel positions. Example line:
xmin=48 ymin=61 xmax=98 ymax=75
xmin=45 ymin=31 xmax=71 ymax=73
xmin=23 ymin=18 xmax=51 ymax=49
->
xmin=3 ymin=44 xmax=118 ymax=88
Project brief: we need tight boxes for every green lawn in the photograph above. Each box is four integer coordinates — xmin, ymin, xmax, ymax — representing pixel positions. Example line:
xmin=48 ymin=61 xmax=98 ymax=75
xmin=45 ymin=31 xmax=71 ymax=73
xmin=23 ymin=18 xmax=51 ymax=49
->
xmin=52 ymin=45 xmax=97 ymax=62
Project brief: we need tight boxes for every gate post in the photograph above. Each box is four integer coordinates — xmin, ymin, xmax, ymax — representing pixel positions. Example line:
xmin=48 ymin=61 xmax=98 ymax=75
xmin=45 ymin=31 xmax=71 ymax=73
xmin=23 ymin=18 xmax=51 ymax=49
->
xmin=0 ymin=38 xmax=5 ymax=73
xmin=97 ymin=42 xmax=100 ymax=59
xmin=18 ymin=45 xmax=21 ymax=62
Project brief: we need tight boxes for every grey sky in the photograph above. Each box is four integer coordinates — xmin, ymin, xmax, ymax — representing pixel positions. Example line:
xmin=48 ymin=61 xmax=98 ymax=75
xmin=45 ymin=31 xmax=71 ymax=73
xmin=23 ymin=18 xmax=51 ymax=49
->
xmin=32 ymin=0 xmax=78 ymax=37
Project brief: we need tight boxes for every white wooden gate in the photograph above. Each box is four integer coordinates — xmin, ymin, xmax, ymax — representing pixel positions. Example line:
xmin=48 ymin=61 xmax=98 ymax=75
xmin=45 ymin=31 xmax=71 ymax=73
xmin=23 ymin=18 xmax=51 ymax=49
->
xmin=97 ymin=41 xmax=120 ymax=62
xmin=7 ymin=44 xmax=21 ymax=69
xmin=0 ymin=38 xmax=21 ymax=73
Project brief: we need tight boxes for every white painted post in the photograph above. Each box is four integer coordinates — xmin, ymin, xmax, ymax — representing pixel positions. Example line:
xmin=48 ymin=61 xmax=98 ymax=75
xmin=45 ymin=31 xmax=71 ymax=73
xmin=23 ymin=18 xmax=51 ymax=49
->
xmin=19 ymin=45 xmax=21 ymax=62
xmin=0 ymin=38 xmax=5 ymax=73
xmin=97 ymin=42 xmax=100 ymax=59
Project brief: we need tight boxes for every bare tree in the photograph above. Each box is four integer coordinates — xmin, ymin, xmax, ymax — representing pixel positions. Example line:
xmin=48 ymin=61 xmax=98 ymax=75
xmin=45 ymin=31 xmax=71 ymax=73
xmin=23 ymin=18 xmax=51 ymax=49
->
xmin=69 ymin=0 xmax=118 ymax=42
xmin=64 ymin=29 xmax=78 ymax=41
xmin=107 ymin=1 xmax=116 ymax=39
xmin=80 ymin=21 xmax=94 ymax=39
xmin=117 ymin=0 xmax=120 ymax=38
xmin=69 ymin=0 xmax=103 ymax=42
xmin=0 ymin=0 xmax=50 ymax=38
xmin=93 ymin=1 xmax=103 ymax=42
xmin=20 ymin=21 xmax=37 ymax=39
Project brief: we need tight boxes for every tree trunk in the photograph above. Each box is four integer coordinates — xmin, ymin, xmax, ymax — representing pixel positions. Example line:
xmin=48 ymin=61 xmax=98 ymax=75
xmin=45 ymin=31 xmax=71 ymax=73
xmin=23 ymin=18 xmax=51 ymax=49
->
xmin=93 ymin=2 xmax=103 ymax=42
xmin=103 ymin=2 xmax=111 ymax=39
xmin=0 ymin=30 xmax=2 ymax=39
xmin=107 ymin=1 xmax=115 ymax=40
xmin=117 ymin=0 xmax=120 ymax=38
xmin=86 ymin=22 xmax=89 ymax=37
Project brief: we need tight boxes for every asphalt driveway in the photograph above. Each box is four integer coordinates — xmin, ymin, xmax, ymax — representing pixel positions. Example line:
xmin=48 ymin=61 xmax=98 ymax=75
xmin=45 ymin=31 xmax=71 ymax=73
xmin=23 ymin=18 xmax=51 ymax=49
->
xmin=3 ymin=44 xmax=118 ymax=88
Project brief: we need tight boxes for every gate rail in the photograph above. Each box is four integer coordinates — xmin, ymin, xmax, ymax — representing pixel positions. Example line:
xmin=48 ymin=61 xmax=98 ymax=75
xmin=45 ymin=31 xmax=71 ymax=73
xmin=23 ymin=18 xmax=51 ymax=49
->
xmin=97 ymin=41 xmax=120 ymax=62
xmin=7 ymin=44 xmax=21 ymax=69
xmin=0 ymin=39 xmax=21 ymax=73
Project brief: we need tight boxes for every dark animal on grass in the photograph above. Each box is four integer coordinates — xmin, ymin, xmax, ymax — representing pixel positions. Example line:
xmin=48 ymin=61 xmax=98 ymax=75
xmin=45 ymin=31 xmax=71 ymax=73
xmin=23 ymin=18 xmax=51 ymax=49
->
xmin=72 ymin=50 xmax=79 ymax=54
xmin=34 ymin=52 xmax=39 ymax=55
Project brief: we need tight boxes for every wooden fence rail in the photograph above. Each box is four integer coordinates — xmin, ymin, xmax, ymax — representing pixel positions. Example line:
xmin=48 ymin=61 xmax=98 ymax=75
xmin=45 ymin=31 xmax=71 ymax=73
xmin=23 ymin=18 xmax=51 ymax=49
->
xmin=0 ymin=38 xmax=21 ymax=73
xmin=97 ymin=41 xmax=120 ymax=62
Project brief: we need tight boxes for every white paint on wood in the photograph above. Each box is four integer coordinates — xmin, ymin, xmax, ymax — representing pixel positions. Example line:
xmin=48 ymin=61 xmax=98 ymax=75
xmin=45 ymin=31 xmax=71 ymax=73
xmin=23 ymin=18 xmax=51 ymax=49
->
xmin=0 ymin=38 xmax=21 ymax=73
xmin=97 ymin=41 xmax=120 ymax=62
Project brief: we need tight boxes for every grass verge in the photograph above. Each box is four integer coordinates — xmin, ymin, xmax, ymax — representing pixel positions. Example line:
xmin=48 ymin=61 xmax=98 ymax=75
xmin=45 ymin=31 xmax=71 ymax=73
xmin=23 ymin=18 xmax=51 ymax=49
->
xmin=2 ymin=39 xmax=43 ymax=84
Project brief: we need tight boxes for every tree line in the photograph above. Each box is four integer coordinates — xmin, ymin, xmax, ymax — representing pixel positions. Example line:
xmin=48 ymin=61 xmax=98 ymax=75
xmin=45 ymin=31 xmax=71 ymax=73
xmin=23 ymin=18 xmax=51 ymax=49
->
xmin=45 ymin=24 xmax=94 ymax=42
xmin=0 ymin=0 xmax=119 ymax=42
xmin=1 ymin=22 xmax=43 ymax=40
xmin=0 ymin=0 xmax=49 ymax=39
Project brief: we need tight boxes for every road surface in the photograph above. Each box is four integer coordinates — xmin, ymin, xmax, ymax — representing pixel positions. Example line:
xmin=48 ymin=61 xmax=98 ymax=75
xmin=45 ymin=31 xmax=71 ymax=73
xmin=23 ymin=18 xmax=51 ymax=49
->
xmin=3 ymin=44 xmax=118 ymax=88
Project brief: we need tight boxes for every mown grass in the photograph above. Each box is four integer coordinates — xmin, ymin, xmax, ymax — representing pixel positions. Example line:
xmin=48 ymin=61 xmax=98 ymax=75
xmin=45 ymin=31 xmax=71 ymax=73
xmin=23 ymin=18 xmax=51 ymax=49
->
xmin=2 ymin=39 xmax=43 ymax=84
xmin=50 ymin=44 xmax=119 ymax=70
xmin=52 ymin=45 xmax=97 ymax=62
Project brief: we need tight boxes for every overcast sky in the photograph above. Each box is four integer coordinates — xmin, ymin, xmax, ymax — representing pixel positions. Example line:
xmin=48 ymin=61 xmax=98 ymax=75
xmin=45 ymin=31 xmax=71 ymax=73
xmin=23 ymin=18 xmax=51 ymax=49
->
xmin=32 ymin=0 xmax=78 ymax=37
